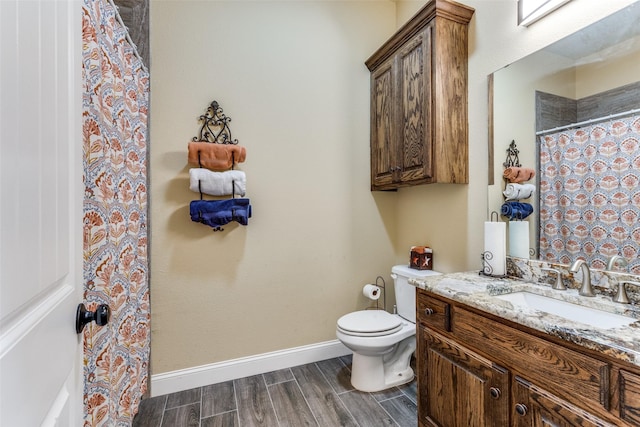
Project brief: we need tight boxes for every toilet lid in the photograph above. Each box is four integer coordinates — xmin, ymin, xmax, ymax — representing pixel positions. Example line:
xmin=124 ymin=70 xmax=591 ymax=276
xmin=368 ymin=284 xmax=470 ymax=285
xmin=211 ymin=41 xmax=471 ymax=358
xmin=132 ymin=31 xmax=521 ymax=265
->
xmin=337 ymin=310 xmax=403 ymax=336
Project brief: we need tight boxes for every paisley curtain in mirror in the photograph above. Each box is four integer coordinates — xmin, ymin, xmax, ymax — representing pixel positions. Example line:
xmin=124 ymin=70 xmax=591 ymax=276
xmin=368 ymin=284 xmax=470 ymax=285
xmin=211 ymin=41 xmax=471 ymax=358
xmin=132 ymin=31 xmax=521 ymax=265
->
xmin=82 ymin=0 xmax=150 ymax=425
xmin=539 ymin=114 xmax=640 ymax=274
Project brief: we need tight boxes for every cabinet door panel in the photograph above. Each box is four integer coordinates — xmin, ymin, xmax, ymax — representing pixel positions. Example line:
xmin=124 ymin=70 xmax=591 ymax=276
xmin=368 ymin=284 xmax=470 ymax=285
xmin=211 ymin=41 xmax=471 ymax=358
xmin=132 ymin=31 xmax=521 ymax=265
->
xmin=419 ymin=328 xmax=509 ymax=427
xmin=398 ymin=27 xmax=432 ymax=184
xmin=619 ymin=369 xmax=640 ymax=424
xmin=513 ymin=377 xmax=616 ymax=427
xmin=370 ymin=59 xmax=395 ymax=188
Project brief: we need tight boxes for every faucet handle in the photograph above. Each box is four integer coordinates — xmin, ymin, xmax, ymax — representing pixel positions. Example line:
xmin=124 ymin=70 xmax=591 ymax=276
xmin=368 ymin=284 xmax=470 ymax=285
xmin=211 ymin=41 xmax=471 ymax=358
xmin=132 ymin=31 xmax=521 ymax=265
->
xmin=542 ymin=268 xmax=565 ymax=290
xmin=614 ymin=280 xmax=640 ymax=304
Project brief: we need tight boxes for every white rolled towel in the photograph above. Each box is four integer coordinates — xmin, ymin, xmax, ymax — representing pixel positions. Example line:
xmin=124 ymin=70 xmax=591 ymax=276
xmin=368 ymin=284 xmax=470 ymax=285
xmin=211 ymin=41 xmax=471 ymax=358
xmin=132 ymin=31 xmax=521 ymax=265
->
xmin=189 ymin=169 xmax=246 ymax=197
xmin=503 ymin=183 xmax=535 ymax=201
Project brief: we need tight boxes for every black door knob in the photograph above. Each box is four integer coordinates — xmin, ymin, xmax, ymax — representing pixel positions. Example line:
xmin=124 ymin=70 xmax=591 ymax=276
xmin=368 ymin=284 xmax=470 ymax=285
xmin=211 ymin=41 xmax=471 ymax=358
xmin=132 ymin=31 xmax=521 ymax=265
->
xmin=76 ymin=303 xmax=111 ymax=334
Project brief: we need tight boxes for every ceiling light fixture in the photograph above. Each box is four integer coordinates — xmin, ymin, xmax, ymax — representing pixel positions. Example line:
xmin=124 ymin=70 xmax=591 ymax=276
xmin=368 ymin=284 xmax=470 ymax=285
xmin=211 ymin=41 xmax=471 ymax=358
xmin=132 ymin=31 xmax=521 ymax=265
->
xmin=518 ymin=0 xmax=572 ymax=26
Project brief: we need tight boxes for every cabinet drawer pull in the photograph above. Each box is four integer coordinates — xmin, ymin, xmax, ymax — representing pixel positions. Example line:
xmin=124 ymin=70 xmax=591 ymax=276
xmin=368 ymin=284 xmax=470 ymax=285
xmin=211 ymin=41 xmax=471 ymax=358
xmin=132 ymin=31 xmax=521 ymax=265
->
xmin=515 ymin=403 xmax=528 ymax=416
xmin=424 ymin=308 xmax=434 ymax=315
xmin=489 ymin=387 xmax=501 ymax=399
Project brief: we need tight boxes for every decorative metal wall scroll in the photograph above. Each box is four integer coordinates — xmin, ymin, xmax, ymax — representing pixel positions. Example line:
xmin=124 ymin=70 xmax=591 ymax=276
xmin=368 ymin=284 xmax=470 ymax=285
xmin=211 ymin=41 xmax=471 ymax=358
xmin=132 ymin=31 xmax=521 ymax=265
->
xmin=193 ymin=100 xmax=239 ymax=145
xmin=503 ymin=140 xmax=521 ymax=168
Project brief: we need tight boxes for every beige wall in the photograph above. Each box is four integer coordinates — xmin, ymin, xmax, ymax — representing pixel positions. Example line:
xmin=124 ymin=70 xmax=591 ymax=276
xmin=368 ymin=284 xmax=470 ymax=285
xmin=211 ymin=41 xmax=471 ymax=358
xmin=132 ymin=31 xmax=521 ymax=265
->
xmin=149 ymin=0 xmax=636 ymax=375
xmin=150 ymin=1 xmax=398 ymax=373
xmin=576 ymin=40 xmax=640 ymax=97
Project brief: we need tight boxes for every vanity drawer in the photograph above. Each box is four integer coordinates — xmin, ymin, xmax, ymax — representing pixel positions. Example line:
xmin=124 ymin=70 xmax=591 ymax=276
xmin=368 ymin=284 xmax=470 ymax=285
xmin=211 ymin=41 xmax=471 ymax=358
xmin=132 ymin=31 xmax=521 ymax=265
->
xmin=417 ymin=291 xmax=450 ymax=332
xmin=453 ymin=307 xmax=610 ymax=410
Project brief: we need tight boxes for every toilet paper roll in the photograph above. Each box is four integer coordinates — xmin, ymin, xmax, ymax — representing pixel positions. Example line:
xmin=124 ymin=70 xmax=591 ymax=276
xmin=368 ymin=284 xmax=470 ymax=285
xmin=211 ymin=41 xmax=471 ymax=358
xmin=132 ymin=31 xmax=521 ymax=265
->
xmin=362 ymin=284 xmax=381 ymax=300
xmin=509 ymin=221 xmax=530 ymax=259
xmin=484 ymin=221 xmax=506 ymax=276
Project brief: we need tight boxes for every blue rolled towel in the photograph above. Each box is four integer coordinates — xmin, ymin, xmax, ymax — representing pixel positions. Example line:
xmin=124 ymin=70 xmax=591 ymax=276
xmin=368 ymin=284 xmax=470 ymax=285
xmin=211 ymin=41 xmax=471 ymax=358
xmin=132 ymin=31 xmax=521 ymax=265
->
xmin=190 ymin=198 xmax=252 ymax=229
xmin=500 ymin=202 xmax=533 ymax=220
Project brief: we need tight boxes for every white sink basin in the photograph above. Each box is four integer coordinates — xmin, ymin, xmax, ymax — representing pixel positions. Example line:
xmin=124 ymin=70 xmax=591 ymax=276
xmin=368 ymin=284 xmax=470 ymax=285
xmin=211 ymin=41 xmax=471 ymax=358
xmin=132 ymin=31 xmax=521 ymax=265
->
xmin=495 ymin=292 xmax=635 ymax=329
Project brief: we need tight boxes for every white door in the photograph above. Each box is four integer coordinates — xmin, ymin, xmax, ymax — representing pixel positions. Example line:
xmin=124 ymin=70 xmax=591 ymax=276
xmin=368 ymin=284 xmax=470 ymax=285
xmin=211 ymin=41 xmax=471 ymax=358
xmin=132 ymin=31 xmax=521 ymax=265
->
xmin=1 ymin=0 xmax=84 ymax=425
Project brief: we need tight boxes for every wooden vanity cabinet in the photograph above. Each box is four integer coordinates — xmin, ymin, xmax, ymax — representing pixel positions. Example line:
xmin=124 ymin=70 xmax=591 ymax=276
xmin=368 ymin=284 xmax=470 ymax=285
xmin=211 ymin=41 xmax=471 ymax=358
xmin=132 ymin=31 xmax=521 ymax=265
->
xmin=416 ymin=289 xmax=640 ymax=427
xmin=366 ymin=0 xmax=474 ymax=191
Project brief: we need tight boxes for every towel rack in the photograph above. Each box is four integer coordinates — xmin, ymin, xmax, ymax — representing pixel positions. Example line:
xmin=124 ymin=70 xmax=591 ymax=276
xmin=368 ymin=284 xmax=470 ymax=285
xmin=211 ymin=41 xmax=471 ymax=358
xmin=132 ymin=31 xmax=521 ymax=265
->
xmin=191 ymin=100 xmax=243 ymax=232
xmin=193 ymin=100 xmax=239 ymax=199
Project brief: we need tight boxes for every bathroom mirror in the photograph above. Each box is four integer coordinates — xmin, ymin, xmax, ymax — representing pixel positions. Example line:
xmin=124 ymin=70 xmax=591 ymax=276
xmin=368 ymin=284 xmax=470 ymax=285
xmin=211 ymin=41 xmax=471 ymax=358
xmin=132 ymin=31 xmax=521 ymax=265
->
xmin=489 ymin=2 xmax=640 ymax=273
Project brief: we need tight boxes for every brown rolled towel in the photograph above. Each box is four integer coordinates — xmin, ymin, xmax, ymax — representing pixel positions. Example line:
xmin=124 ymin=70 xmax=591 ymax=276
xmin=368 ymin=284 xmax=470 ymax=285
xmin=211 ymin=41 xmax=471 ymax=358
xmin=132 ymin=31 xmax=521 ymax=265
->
xmin=503 ymin=167 xmax=535 ymax=183
xmin=188 ymin=142 xmax=246 ymax=171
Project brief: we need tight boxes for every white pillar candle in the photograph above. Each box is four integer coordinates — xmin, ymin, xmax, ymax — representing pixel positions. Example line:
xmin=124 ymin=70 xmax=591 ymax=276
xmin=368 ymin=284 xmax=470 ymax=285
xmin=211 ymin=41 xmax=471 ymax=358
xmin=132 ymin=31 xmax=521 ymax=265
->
xmin=484 ymin=221 xmax=506 ymax=276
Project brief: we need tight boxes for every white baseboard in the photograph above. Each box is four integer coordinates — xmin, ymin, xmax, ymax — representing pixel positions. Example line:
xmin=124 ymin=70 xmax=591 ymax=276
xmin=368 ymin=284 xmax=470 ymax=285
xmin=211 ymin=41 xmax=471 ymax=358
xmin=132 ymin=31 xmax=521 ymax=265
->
xmin=150 ymin=339 xmax=351 ymax=397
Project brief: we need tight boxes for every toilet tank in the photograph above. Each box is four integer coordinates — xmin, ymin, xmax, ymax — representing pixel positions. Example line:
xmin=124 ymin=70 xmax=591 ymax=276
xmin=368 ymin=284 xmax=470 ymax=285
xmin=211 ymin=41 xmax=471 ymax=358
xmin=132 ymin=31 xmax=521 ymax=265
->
xmin=391 ymin=265 xmax=441 ymax=323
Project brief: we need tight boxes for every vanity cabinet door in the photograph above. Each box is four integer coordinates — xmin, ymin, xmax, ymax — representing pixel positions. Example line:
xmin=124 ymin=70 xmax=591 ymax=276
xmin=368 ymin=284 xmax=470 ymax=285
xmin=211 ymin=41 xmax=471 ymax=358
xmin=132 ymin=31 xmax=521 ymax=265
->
xmin=512 ymin=376 xmax=616 ymax=427
xmin=619 ymin=369 xmax=640 ymax=424
xmin=418 ymin=326 xmax=509 ymax=427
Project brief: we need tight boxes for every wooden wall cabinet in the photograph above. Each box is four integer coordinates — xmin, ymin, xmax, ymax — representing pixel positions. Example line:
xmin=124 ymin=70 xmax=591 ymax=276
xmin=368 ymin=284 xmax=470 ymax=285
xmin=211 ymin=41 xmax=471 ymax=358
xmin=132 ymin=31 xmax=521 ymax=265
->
xmin=366 ymin=0 xmax=474 ymax=191
xmin=416 ymin=289 xmax=640 ymax=427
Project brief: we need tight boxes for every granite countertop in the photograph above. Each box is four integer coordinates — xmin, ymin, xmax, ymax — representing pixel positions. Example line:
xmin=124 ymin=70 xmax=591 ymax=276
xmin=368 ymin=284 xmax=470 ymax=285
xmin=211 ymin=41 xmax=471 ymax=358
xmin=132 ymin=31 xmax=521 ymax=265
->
xmin=410 ymin=271 xmax=640 ymax=367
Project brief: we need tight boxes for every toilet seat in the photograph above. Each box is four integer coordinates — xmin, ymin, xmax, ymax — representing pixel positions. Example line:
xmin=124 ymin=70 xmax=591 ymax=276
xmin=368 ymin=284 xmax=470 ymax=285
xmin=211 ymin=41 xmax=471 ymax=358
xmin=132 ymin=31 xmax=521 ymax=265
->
xmin=337 ymin=310 xmax=403 ymax=337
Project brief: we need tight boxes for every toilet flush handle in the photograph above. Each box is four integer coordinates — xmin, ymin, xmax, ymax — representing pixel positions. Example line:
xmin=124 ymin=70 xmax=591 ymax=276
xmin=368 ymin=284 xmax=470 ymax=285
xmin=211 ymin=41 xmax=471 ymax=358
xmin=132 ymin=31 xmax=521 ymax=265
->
xmin=390 ymin=273 xmax=397 ymax=280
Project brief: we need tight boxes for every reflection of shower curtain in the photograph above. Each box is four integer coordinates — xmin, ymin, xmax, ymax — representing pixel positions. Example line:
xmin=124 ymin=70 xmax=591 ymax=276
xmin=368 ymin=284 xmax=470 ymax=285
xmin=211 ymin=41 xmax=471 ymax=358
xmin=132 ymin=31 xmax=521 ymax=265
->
xmin=539 ymin=114 xmax=640 ymax=274
xmin=82 ymin=0 xmax=150 ymax=425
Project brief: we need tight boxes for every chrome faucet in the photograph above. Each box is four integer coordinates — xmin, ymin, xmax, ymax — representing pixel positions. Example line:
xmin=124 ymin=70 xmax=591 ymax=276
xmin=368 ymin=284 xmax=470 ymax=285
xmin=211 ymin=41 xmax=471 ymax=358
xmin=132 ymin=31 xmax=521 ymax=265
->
xmin=569 ymin=259 xmax=595 ymax=297
xmin=606 ymin=255 xmax=628 ymax=272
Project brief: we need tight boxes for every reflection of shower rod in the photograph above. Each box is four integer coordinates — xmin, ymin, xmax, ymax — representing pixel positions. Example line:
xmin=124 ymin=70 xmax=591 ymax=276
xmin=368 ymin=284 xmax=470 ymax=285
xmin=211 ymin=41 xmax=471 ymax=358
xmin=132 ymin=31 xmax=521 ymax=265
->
xmin=537 ymin=107 xmax=640 ymax=136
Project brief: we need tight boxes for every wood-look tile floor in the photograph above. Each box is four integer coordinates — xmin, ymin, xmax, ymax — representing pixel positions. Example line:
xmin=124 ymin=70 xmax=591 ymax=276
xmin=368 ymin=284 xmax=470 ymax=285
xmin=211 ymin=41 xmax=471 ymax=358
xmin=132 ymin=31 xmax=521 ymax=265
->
xmin=133 ymin=355 xmax=417 ymax=427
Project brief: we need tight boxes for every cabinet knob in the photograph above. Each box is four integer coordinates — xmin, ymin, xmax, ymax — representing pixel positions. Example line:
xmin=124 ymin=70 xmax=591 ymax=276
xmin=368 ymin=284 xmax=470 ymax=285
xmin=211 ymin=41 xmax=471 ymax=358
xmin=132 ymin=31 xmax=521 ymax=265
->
xmin=424 ymin=308 xmax=434 ymax=316
xmin=515 ymin=403 xmax=528 ymax=416
xmin=489 ymin=387 xmax=501 ymax=399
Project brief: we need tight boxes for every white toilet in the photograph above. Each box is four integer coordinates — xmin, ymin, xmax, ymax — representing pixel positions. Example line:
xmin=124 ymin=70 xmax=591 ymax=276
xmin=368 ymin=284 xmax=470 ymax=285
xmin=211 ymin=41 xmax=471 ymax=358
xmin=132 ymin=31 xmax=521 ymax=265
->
xmin=336 ymin=265 xmax=441 ymax=392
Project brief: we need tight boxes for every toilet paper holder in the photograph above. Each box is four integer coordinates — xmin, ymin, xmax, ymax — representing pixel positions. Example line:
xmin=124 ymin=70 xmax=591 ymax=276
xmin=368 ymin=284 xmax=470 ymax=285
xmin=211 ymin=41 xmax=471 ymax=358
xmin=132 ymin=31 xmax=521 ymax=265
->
xmin=366 ymin=276 xmax=386 ymax=312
